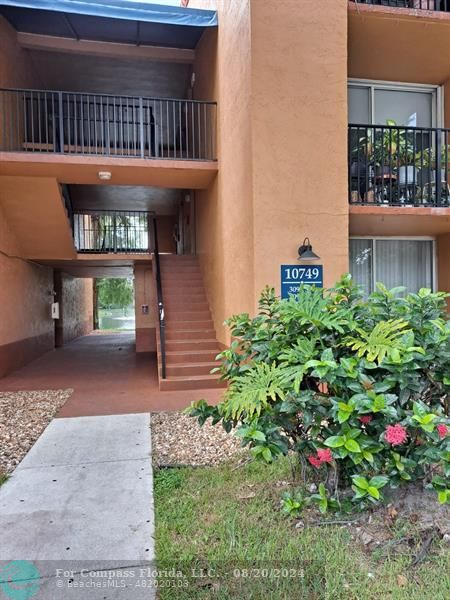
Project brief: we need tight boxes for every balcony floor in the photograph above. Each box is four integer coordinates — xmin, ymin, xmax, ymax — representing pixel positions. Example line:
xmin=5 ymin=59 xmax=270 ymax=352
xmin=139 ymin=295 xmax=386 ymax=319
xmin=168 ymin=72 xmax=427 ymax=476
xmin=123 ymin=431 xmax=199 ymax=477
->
xmin=0 ymin=152 xmax=218 ymax=189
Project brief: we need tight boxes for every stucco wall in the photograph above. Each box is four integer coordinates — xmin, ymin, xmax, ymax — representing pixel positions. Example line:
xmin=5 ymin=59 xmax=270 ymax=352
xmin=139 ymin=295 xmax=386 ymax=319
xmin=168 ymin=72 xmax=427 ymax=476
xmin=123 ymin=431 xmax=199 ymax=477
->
xmin=193 ymin=0 xmax=348 ymax=344
xmin=134 ymin=264 xmax=156 ymax=353
xmin=0 ymin=204 xmax=55 ymax=377
xmin=193 ymin=0 xmax=255 ymax=344
xmin=250 ymin=0 xmax=348 ymax=294
xmin=55 ymin=273 xmax=93 ymax=346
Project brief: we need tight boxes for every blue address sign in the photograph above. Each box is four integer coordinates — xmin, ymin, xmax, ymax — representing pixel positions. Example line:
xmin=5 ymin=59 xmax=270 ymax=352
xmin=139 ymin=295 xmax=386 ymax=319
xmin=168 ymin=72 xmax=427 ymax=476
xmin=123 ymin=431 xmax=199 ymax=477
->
xmin=281 ymin=265 xmax=323 ymax=299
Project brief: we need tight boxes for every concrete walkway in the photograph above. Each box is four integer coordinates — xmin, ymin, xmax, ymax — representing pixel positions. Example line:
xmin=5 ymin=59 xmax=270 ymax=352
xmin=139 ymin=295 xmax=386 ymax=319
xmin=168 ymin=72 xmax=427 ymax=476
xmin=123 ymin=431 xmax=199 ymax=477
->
xmin=0 ymin=413 xmax=155 ymax=599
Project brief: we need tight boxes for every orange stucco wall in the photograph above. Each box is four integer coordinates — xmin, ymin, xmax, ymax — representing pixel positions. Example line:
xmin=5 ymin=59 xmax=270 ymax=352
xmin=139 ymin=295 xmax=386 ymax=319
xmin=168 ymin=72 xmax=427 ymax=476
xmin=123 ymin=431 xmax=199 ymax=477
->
xmin=193 ymin=0 xmax=254 ymax=343
xmin=0 ymin=203 xmax=55 ymax=376
xmin=55 ymin=273 xmax=94 ymax=346
xmin=249 ymin=0 xmax=348 ymax=295
xmin=134 ymin=264 xmax=156 ymax=353
xmin=193 ymin=0 xmax=348 ymax=343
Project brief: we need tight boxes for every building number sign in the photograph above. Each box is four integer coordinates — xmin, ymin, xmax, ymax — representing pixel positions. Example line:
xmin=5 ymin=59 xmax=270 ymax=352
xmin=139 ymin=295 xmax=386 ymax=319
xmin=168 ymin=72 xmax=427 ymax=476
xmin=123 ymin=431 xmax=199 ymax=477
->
xmin=280 ymin=265 xmax=323 ymax=299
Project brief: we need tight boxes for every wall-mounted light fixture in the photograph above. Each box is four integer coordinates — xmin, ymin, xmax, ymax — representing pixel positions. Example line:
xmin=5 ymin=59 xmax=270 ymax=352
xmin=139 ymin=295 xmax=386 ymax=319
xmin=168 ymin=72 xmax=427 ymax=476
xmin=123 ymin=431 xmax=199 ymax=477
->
xmin=98 ymin=171 xmax=112 ymax=181
xmin=298 ymin=238 xmax=320 ymax=261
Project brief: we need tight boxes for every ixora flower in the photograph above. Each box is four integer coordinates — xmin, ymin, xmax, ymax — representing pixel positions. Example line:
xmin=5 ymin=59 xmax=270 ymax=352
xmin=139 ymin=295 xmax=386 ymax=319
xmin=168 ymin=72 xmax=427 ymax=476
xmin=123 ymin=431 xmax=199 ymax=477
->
xmin=308 ymin=448 xmax=333 ymax=468
xmin=317 ymin=448 xmax=333 ymax=464
xmin=437 ymin=424 xmax=448 ymax=439
xmin=384 ymin=424 xmax=408 ymax=446
xmin=358 ymin=415 xmax=373 ymax=425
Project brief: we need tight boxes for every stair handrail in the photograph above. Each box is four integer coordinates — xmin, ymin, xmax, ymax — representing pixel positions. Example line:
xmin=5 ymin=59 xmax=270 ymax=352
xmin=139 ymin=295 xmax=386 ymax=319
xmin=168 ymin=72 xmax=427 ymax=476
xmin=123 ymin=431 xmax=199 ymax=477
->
xmin=152 ymin=217 xmax=166 ymax=379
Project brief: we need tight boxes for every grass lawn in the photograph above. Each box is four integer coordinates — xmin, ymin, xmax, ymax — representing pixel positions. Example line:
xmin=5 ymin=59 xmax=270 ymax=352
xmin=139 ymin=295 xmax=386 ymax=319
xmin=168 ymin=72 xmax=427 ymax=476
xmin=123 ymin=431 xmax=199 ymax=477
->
xmin=154 ymin=457 xmax=449 ymax=599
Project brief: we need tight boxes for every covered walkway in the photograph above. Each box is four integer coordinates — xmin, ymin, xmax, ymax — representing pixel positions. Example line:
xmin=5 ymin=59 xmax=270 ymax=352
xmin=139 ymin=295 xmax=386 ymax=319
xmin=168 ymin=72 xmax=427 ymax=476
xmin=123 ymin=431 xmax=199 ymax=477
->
xmin=0 ymin=331 xmax=223 ymax=416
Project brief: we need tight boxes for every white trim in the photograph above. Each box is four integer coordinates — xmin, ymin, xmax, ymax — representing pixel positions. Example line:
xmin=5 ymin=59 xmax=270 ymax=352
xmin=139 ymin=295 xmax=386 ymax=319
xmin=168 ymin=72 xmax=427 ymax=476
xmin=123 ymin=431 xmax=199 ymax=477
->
xmin=349 ymin=78 xmax=440 ymax=92
xmin=349 ymin=236 xmax=437 ymax=292
xmin=348 ymin=79 xmax=442 ymax=128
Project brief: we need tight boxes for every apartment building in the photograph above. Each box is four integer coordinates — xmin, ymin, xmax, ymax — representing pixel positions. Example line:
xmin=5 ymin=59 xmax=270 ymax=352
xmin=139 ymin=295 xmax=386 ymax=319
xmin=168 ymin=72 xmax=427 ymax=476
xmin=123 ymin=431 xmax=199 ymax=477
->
xmin=0 ymin=0 xmax=449 ymax=392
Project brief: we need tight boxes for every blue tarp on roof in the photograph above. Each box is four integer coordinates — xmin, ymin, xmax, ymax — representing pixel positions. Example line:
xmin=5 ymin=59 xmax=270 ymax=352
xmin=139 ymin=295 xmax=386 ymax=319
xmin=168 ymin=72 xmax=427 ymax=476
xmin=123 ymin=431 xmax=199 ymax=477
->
xmin=0 ymin=0 xmax=217 ymax=49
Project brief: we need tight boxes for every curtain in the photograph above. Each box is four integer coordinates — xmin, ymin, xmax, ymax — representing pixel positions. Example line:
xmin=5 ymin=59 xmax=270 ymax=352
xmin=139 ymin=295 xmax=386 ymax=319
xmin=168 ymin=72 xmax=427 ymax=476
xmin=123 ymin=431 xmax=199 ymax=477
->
xmin=350 ymin=239 xmax=433 ymax=294
xmin=375 ymin=240 xmax=433 ymax=294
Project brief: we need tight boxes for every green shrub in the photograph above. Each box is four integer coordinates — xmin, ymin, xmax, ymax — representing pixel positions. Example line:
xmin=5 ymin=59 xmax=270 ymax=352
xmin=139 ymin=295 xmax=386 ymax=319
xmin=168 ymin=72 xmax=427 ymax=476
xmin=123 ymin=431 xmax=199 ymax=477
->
xmin=188 ymin=276 xmax=450 ymax=511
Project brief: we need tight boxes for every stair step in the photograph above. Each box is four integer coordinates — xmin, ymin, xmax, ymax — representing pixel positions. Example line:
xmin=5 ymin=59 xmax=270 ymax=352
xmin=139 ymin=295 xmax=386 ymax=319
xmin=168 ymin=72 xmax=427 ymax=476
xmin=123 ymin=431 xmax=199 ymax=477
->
xmin=165 ymin=302 xmax=209 ymax=310
xmin=165 ymin=329 xmax=216 ymax=340
xmin=167 ymin=312 xmax=212 ymax=321
xmin=165 ymin=361 xmax=219 ymax=376
xmin=159 ymin=374 xmax=227 ymax=391
xmin=165 ymin=349 xmax=219 ymax=363
xmin=166 ymin=320 xmax=214 ymax=330
xmin=166 ymin=305 xmax=210 ymax=314
xmin=162 ymin=339 xmax=220 ymax=351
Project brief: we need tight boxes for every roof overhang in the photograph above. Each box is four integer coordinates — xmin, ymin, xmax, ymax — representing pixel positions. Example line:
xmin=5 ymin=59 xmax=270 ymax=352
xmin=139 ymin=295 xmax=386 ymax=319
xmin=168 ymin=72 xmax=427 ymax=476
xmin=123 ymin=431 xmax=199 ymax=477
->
xmin=0 ymin=0 xmax=217 ymax=49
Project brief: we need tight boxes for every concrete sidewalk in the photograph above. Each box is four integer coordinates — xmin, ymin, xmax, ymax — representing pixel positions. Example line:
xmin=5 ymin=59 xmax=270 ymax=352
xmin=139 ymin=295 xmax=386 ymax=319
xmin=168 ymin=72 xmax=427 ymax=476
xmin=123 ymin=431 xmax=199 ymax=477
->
xmin=0 ymin=413 xmax=155 ymax=599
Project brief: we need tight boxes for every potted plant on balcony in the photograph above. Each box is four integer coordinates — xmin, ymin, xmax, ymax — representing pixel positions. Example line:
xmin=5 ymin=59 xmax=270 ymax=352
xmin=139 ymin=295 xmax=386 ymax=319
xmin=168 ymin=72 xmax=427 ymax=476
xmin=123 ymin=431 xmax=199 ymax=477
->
xmin=416 ymin=144 xmax=450 ymax=205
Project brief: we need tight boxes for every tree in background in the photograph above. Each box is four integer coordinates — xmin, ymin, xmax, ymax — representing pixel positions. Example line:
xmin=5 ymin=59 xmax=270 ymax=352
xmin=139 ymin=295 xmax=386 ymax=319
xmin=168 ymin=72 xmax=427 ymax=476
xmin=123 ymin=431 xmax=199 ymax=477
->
xmin=96 ymin=278 xmax=134 ymax=312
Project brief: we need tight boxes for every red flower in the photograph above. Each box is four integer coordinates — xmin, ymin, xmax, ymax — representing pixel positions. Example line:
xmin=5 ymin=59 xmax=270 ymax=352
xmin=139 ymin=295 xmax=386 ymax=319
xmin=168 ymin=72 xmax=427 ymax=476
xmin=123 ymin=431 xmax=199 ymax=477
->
xmin=385 ymin=424 xmax=408 ymax=446
xmin=437 ymin=424 xmax=448 ymax=439
xmin=307 ymin=455 xmax=322 ymax=468
xmin=359 ymin=415 xmax=373 ymax=425
xmin=317 ymin=448 xmax=333 ymax=464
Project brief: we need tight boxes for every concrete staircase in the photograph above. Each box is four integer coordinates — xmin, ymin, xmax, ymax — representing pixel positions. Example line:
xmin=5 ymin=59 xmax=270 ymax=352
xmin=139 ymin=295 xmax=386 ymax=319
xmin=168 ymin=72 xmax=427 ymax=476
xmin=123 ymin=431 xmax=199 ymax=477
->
xmin=157 ymin=255 xmax=226 ymax=391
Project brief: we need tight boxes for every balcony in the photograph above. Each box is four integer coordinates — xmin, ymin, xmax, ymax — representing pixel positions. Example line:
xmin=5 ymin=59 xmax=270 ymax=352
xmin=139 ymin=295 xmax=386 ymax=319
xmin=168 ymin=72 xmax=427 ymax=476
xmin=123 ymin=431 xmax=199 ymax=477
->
xmin=349 ymin=124 xmax=450 ymax=207
xmin=0 ymin=88 xmax=217 ymax=162
xmin=352 ymin=1 xmax=450 ymax=12
xmin=73 ymin=210 xmax=153 ymax=254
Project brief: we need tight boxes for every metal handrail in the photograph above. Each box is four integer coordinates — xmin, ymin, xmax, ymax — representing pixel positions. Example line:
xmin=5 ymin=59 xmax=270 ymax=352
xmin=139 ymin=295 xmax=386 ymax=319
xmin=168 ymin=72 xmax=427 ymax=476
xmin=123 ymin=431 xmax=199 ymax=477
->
xmin=352 ymin=0 xmax=450 ymax=11
xmin=0 ymin=88 xmax=217 ymax=161
xmin=348 ymin=123 xmax=450 ymax=206
xmin=0 ymin=87 xmax=217 ymax=105
xmin=152 ymin=217 xmax=166 ymax=380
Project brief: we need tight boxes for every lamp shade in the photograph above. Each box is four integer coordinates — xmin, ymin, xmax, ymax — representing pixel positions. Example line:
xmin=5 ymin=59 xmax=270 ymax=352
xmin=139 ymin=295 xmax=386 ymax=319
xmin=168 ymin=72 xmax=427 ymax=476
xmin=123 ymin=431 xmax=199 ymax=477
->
xmin=298 ymin=238 xmax=320 ymax=261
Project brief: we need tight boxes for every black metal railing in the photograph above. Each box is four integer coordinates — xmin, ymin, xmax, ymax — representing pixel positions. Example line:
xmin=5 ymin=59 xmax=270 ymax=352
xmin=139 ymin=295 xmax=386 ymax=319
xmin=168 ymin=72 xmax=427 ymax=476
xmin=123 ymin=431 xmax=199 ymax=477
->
xmin=353 ymin=0 xmax=450 ymax=11
xmin=73 ymin=210 xmax=154 ymax=253
xmin=152 ymin=217 xmax=166 ymax=380
xmin=0 ymin=88 xmax=217 ymax=161
xmin=349 ymin=124 xmax=450 ymax=206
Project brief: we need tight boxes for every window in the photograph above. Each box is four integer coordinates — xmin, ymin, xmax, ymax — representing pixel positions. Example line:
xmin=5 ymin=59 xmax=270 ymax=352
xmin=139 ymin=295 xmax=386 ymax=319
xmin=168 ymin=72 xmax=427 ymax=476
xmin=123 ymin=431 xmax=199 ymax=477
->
xmin=349 ymin=238 xmax=435 ymax=294
xmin=348 ymin=82 xmax=438 ymax=127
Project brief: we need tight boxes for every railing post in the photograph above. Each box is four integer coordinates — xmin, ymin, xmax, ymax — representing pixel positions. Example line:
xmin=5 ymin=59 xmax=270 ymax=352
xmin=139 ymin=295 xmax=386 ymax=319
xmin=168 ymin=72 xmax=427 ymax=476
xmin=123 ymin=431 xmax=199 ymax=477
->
xmin=139 ymin=97 xmax=145 ymax=158
xmin=58 ymin=92 xmax=64 ymax=154
xmin=436 ymin=128 xmax=442 ymax=207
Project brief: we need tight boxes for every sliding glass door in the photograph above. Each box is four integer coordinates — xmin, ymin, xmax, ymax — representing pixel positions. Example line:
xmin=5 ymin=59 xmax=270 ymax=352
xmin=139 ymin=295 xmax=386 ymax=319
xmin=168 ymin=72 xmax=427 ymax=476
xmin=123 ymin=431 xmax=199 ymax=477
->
xmin=348 ymin=82 xmax=437 ymax=127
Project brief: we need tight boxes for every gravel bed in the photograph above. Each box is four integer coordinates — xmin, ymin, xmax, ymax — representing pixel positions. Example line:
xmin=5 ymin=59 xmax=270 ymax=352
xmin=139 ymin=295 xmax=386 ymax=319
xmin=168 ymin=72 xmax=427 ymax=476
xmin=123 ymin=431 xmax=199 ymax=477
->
xmin=151 ymin=411 xmax=244 ymax=467
xmin=0 ymin=389 xmax=72 ymax=474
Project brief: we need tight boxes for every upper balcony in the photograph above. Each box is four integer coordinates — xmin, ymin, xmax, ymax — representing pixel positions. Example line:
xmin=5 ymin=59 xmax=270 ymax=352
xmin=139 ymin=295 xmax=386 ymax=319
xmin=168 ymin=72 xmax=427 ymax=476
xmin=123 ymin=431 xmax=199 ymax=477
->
xmin=0 ymin=88 xmax=216 ymax=161
xmin=349 ymin=123 xmax=450 ymax=207
xmin=351 ymin=1 xmax=450 ymax=13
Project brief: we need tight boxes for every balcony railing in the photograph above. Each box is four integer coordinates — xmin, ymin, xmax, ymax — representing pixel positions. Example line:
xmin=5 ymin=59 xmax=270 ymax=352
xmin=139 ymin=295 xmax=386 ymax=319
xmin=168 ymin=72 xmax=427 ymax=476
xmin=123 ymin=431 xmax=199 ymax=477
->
xmin=74 ymin=210 xmax=154 ymax=253
xmin=0 ymin=88 xmax=217 ymax=161
xmin=353 ymin=1 xmax=450 ymax=11
xmin=349 ymin=124 xmax=450 ymax=206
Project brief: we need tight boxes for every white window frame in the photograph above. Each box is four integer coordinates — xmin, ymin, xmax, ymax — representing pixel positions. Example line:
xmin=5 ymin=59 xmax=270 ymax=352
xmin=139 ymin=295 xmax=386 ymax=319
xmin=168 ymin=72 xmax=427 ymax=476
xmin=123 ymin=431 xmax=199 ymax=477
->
xmin=349 ymin=236 xmax=437 ymax=293
xmin=348 ymin=78 xmax=443 ymax=128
